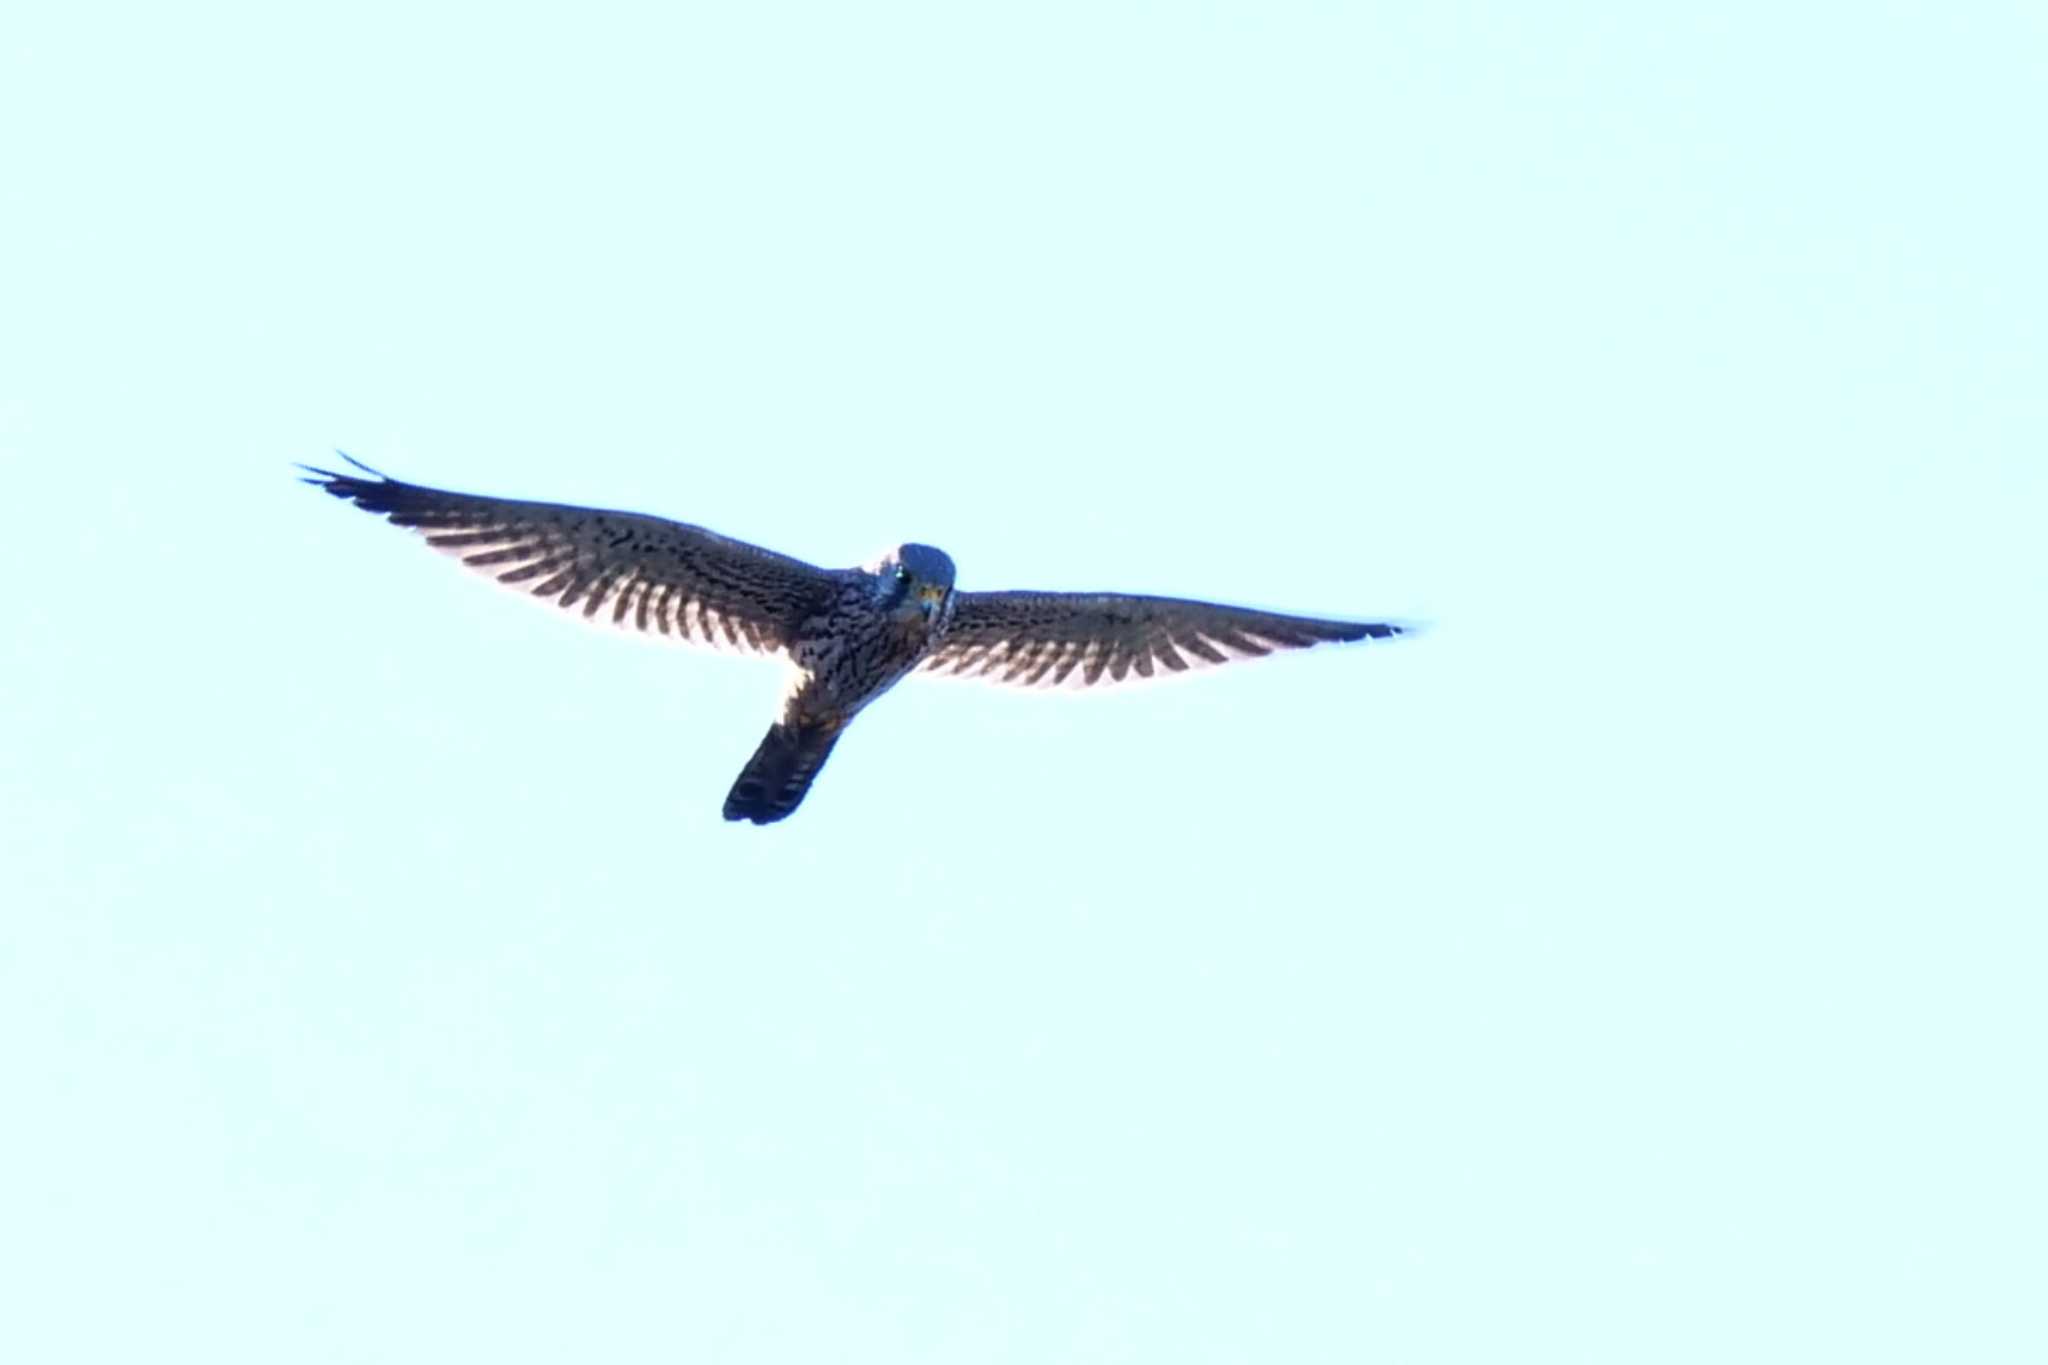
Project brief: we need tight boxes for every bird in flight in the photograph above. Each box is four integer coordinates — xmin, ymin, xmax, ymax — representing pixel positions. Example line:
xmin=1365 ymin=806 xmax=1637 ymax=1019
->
xmin=303 ymin=458 xmax=1411 ymax=823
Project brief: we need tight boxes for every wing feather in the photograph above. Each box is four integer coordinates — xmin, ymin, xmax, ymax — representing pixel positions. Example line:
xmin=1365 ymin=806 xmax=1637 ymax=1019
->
xmin=923 ymin=590 xmax=1405 ymax=690
xmin=303 ymin=458 xmax=839 ymax=656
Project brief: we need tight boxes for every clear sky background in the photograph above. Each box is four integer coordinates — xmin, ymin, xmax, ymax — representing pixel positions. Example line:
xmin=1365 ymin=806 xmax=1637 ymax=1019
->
xmin=3 ymin=2 xmax=2042 ymax=1361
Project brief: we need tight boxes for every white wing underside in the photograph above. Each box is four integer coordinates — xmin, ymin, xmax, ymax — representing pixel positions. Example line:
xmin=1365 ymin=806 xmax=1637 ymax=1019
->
xmin=419 ymin=531 xmax=789 ymax=659
xmin=915 ymin=628 xmax=1311 ymax=692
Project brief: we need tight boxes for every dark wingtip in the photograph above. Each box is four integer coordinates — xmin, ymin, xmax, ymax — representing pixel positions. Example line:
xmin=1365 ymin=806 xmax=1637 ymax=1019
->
xmin=1325 ymin=618 xmax=1422 ymax=643
xmin=337 ymin=451 xmax=387 ymax=478
xmin=300 ymin=453 xmax=405 ymax=507
xmin=297 ymin=451 xmax=391 ymax=482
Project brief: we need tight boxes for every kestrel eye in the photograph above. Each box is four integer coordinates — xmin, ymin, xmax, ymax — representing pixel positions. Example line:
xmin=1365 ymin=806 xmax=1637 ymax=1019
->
xmin=896 ymin=566 xmax=911 ymax=582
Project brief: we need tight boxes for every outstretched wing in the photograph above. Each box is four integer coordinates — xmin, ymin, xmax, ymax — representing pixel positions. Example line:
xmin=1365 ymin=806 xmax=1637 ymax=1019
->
xmin=303 ymin=458 xmax=840 ymax=656
xmin=922 ymin=590 xmax=1405 ymax=689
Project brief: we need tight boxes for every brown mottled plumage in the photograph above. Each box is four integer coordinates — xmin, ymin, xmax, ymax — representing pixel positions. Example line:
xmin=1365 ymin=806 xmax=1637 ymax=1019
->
xmin=303 ymin=457 xmax=1408 ymax=823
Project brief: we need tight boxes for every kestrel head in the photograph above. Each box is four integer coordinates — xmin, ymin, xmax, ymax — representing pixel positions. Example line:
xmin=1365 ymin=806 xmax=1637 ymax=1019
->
xmin=874 ymin=542 xmax=957 ymax=623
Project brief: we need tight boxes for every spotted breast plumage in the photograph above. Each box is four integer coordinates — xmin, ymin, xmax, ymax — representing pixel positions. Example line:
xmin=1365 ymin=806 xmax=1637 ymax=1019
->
xmin=303 ymin=458 xmax=1411 ymax=823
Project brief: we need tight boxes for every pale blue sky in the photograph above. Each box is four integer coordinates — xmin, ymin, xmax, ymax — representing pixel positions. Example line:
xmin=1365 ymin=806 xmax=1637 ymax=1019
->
xmin=3 ymin=2 xmax=2042 ymax=1361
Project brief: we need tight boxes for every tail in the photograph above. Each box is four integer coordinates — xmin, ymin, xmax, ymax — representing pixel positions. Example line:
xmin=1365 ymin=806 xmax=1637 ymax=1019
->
xmin=723 ymin=719 xmax=846 ymax=825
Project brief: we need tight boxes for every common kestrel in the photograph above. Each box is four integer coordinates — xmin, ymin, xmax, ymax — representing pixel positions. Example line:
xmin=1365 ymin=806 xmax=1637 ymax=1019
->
xmin=303 ymin=459 xmax=1410 ymax=823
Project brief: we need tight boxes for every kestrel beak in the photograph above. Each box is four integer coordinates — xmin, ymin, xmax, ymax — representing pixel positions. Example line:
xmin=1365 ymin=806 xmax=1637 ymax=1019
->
xmin=918 ymin=583 xmax=946 ymax=617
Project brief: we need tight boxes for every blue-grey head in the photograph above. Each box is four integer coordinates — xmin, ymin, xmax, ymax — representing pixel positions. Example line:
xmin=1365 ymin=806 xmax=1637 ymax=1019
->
xmin=874 ymin=542 xmax=957 ymax=623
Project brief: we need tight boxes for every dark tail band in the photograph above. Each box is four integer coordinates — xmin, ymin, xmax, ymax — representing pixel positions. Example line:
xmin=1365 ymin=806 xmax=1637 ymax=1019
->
xmin=723 ymin=719 xmax=844 ymax=824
